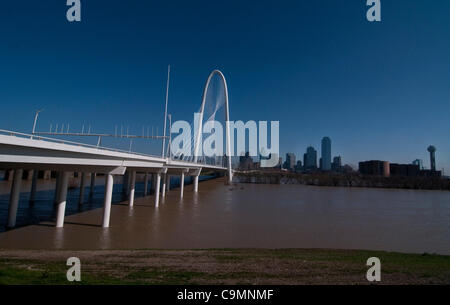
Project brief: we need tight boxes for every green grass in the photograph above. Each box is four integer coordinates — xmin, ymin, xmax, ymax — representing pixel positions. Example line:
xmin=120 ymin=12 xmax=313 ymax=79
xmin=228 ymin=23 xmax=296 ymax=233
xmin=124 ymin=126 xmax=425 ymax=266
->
xmin=125 ymin=269 xmax=208 ymax=284
xmin=0 ymin=260 xmax=128 ymax=285
xmin=0 ymin=249 xmax=449 ymax=285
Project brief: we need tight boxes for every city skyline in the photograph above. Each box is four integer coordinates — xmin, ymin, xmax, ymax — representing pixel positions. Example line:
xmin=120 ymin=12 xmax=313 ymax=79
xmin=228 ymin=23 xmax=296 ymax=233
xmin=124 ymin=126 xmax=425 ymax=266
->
xmin=283 ymin=139 xmax=445 ymax=173
xmin=282 ymin=135 xmax=441 ymax=175
xmin=0 ymin=1 xmax=449 ymax=173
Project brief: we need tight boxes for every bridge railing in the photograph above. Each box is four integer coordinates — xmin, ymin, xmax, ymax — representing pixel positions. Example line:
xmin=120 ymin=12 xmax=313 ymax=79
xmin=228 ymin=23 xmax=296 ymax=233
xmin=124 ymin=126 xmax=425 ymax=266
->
xmin=0 ymin=129 xmax=163 ymax=159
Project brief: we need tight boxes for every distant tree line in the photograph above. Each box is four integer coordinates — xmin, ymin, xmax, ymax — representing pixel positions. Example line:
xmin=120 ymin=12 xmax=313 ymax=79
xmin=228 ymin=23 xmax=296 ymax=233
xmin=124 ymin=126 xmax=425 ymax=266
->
xmin=234 ymin=171 xmax=450 ymax=191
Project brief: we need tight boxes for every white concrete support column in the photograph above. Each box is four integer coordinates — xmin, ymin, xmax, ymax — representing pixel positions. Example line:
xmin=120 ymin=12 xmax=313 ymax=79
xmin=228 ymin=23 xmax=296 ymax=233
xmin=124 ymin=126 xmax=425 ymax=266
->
xmin=127 ymin=172 xmax=132 ymax=195
xmin=55 ymin=172 xmax=69 ymax=228
xmin=144 ymin=173 xmax=149 ymax=196
xmin=161 ymin=174 xmax=166 ymax=197
xmin=154 ymin=173 xmax=161 ymax=207
xmin=53 ymin=172 xmax=61 ymax=204
xmin=6 ymin=170 xmax=13 ymax=182
xmin=194 ymin=175 xmax=199 ymax=193
xmin=151 ymin=173 xmax=156 ymax=193
xmin=29 ymin=170 xmax=38 ymax=203
xmin=102 ymin=174 xmax=114 ymax=228
xmin=89 ymin=172 xmax=96 ymax=198
xmin=180 ymin=172 xmax=185 ymax=199
xmin=78 ymin=172 xmax=87 ymax=205
xmin=166 ymin=175 xmax=171 ymax=192
xmin=129 ymin=171 xmax=136 ymax=207
xmin=7 ymin=169 xmax=23 ymax=228
xmin=122 ymin=171 xmax=128 ymax=195
xmin=192 ymin=169 xmax=201 ymax=193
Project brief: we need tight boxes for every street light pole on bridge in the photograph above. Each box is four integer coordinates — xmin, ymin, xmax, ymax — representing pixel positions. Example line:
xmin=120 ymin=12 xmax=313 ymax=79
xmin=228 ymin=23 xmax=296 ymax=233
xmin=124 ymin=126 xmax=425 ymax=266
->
xmin=31 ymin=109 xmax=43 ymax=139
xmin=161 ymin=65 xmax=170 ymax=158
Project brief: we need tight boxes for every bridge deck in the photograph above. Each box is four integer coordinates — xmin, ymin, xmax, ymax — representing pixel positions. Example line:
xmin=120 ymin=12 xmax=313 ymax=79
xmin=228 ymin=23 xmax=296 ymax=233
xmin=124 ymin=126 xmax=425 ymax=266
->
xmin=0 ymin=130 xmax=226 ymax=174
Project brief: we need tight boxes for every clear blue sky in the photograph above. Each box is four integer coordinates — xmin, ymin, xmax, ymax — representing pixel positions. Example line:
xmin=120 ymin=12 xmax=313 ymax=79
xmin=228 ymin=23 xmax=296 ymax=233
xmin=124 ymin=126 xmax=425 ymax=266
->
xmin=0 ymin=1 xmax=449 ymax=173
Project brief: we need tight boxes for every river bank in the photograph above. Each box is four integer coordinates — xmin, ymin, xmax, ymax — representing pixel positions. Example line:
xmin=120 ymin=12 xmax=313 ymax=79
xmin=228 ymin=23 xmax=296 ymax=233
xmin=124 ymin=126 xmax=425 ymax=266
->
xmin=1 ymin=248 xmax=449 ymax=284
xmin=234 ymin=171 xmax=450 ymax=191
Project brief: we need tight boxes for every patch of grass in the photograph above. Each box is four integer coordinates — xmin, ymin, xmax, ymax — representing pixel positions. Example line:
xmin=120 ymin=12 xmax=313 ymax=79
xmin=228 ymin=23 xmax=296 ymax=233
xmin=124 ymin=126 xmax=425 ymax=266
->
xmin=0 ymin=259 xmax=131 ymax=285
xmin=0 ymin=249 xmax=449 ymax=285
xmin=125 ymin=268 xmax=207 ymax=284
xmin=211 ymin=254 xmax=246 ymax=262
xmin=0 ymin=266 xmax=67 ymax=285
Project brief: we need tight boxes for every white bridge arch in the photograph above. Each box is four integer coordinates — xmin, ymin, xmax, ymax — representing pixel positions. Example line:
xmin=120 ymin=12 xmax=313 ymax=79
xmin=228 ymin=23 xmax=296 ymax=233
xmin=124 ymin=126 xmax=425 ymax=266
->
xmin=193 ymin=70 xmax=233 ymax=183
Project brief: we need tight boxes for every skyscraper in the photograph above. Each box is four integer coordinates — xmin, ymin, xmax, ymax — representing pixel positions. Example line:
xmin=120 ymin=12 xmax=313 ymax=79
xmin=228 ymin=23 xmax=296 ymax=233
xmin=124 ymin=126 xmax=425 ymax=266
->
xmin=304 ymin=146 xmax=317 ymax=171
xmin=295 ymin=160 xmax=303 ymax=171
xmin=332 ymin=156 xmax=342 ymax=171
xmin=321 ymin=137 xmax=331 ymax=171
xmin=284 ymin=153 xmax=296 ymax=171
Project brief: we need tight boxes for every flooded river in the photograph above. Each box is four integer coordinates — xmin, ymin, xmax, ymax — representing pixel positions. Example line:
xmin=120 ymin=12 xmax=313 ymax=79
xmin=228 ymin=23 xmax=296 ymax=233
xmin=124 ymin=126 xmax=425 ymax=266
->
xmin=0 ymin=178 xmax=449 ymax=254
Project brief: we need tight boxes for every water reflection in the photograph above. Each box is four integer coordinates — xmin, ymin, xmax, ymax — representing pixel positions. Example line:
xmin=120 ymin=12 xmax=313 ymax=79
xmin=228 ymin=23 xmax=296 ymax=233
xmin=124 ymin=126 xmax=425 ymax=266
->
xmin=54 ymin=228 xmax=64 ymax=250
xmin=99 ymin=228 xmax=111 ymax=250
xmin=0 ymin=175 xmax=215 ymax=232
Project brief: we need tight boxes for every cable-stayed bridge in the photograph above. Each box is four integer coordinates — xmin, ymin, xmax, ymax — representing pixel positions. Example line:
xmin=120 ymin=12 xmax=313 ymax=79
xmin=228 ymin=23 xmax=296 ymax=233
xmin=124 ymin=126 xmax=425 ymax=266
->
xmin=0 ymin=70 xmax=232 ymax=229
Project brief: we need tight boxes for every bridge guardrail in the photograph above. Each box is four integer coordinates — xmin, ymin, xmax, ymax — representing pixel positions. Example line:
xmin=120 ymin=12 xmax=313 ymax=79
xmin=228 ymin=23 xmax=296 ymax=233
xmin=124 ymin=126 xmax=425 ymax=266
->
xmin=0 ymin=129 xmax=162 ymax=159
xmin=0 ymin=129 xmax=228 ymax=168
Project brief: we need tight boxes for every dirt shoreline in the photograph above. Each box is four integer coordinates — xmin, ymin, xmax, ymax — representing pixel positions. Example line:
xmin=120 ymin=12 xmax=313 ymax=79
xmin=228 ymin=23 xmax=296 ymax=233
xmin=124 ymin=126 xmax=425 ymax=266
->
xmin=0 ymin=248 xmax=449 ymax=285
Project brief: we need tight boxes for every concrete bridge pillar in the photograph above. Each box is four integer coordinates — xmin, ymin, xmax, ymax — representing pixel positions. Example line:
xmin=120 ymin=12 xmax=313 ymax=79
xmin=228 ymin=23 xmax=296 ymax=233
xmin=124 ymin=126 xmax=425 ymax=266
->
xmin=29 ymin=170 xmax=38 ymax=204
xmin=193 ymin=169 xmax=201 ymax=193
xmin=129 ymin=171 xmax=136 ymax=207
xmin=6 ymin=170 xmax=14 ymax=181
xmin=78 ymin=172 xmax=87 ymax=205
xmin=102 ymin=174 xmax=114 ymax=228
xmin=55 ymin=171 xmax=70 ymax=228
xmin=144 ymin=173 xmax=149 ymax=196
xmin=180 ymin=171 xmax=185 ymax=199
xmin=44 ymin=170 xmax=52 ymax=180
xmin=53 ymin=172 xmax=61 ymax=205
xmin=155 ymin=173 xmax=161 ymax=207
xmin=166 ymin=175 xmax=171 ymax=192
xmin=122 ymin=171 xmax=128 ymax=195
xmin=6 ymin=169 xmax=23 ymax=228
xmin=194 ymin=176 xmax=199 ymax=193
xmin=89 ymin=172 xmax=96 ymax=198
xmin=161 ymin=174 xmax=166 ymax=197
xmin=151 ymin=173 xmax=156 ymax=194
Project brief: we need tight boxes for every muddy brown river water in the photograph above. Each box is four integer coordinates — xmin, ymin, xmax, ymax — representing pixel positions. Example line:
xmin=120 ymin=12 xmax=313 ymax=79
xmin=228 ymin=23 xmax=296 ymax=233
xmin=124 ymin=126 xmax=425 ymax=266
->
xmin=0 ymin=178 xmax=449 ymax=254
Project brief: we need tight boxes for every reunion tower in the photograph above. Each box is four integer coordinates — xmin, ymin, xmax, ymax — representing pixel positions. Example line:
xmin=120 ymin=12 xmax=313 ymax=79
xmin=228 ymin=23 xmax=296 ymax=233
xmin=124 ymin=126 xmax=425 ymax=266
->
xmin=427 ymin=145 xmax=436 ymax=171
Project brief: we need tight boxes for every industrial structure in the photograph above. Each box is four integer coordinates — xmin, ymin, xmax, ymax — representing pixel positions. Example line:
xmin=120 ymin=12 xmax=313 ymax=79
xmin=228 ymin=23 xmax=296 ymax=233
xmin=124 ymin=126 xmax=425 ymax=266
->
xmin=358 ymin=160 xmax=391 ymax=177
xmin=359 ymin=145 xmax=441 ymax=178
